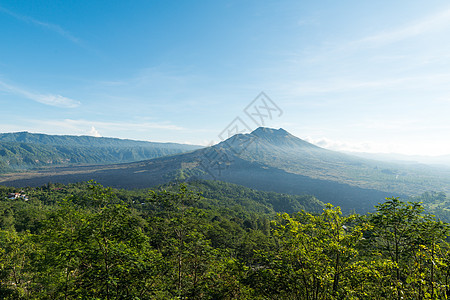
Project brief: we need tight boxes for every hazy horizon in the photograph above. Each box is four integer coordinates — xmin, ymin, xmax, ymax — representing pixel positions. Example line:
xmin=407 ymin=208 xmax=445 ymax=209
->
xmin=2 ymin=128 xmax=450 ymax=163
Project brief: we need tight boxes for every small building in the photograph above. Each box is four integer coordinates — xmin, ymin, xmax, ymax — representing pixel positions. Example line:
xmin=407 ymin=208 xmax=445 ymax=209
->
xmin=7 ymin=192 xmax=28 ymax=201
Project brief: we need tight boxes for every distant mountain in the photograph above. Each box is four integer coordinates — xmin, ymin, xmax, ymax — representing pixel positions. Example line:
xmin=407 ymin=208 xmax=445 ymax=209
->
xmin=213 ymin=128 xmax=450 ymax=194
xmin=1 ymin=128 xmax=450 ymax=213
xmin=0 ymin=132 xmax=201 ymax=172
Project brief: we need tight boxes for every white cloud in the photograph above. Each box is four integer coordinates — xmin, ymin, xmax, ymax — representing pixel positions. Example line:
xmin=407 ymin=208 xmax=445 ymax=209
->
xmin=88 ymin=126 xmax=101 ymax=137
xmin=0 ymin=80 xmax=80 ymax=108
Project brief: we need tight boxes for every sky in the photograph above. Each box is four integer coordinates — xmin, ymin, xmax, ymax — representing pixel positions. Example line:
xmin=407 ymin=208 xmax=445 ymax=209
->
xmin=1 ymin=0 xmax=450 ymax=156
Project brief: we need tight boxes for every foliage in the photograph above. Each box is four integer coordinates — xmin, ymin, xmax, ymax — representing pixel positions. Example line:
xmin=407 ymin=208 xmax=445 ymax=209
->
xmin=1 ymin=182 xmax=450 ymax=299
xmin=411 ymin=191 xmax=450 ymax=222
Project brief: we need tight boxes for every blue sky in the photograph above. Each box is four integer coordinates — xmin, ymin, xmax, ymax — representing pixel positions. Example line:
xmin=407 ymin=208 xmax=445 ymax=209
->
xmin=1 ymin=1 xmax=450 ymax=156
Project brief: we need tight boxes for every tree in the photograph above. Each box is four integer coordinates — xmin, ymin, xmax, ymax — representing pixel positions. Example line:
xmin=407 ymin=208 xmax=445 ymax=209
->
xmin=147 ymin=184 xmax=221 ymax=299
xmin=366 ymin=197 xmax=450 ymax=299
xmin=28 ymin=182 xmax=167 ymax=299
xmin=252 ymin=204 xmax=370 ymax=299
xmin=0 ymin=230 xmax=33 ymax=299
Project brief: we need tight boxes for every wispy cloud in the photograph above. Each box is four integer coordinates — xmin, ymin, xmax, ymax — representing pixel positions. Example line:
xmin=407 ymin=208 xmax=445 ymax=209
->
xmin=0 ymin=80 xmax=80 ymax=108
xmin=304 ymin=136 xmax=381 ymax=153
xmin=304 ymin=134 xmax=450 ymax=156
xmin=0 ymin=119 xmax=185 ymax=135
xmin=354 ymin=8 xmax=450 ymax=47
xmin=0 ymin=5 xmax=81 ymax=45
xmin=289 ymin=7 xmax=450 ymax=67
xmin=38 ymin=119 xmax=185 ymax=133
xmin=277 ymin=72 xmax=450 ymax=100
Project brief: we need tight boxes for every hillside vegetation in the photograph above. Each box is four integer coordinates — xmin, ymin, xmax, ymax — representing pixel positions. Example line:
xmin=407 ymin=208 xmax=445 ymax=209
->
xmin=1 ymin=181 xmax=450 ymax=299
xmin=0 ymin=132 xmax=200 ymax=172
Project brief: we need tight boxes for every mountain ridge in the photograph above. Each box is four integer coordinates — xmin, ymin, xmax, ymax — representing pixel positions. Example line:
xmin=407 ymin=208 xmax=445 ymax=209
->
xmin=0 ymin=131 xmax=200 ymax=148
xmin=217 ymin=127 xmax=320 ymax=150
xmin=1 ymin=127 xmax=450 ymax=213
xmin=0 ymin=132 xmax=202 ymax=172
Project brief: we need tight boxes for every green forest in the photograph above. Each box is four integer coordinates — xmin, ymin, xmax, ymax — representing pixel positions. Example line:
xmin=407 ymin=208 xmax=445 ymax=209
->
xmin=0 ymin=132 xmax=199 ymax=173
xmin=1 ymin=180 xmax=450 ymax=299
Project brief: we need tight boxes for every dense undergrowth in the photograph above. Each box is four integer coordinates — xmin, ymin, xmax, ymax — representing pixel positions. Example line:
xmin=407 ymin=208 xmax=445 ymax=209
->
xmin=1 ymin=180 xmax=450 ymax=299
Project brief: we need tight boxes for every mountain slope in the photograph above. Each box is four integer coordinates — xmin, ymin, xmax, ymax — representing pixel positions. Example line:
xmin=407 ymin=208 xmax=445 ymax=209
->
xmin=213 ymin=128 xmax=450 ymax=195
xmin=0 ymin=132 xmax=201 ymax=172
xmin=1 ymin=128 xmax=449 ymax=212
